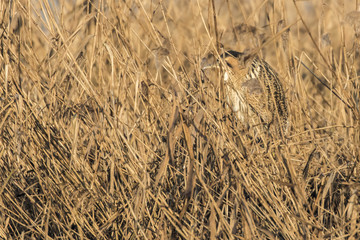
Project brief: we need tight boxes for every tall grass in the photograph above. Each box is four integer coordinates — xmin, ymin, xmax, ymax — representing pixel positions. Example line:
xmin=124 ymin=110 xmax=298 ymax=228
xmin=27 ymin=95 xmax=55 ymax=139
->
xmin=0 ymin=0 xmax=359 ymax=239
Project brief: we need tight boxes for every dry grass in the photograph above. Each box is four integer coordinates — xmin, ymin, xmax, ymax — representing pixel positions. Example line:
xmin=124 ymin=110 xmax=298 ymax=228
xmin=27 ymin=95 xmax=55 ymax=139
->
xmin=0 ymin=0 xmax=359 ymax=239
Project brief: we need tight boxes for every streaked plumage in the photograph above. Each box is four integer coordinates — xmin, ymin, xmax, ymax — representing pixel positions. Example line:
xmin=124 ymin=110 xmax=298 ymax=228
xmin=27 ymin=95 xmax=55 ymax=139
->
xmin=204 ymin=50 xmax=288 ymax=136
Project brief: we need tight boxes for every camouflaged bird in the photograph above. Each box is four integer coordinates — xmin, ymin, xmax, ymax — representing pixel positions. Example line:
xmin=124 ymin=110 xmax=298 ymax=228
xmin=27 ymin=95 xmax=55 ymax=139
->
xmin=203 ymin=50 xmax=288 ymax=136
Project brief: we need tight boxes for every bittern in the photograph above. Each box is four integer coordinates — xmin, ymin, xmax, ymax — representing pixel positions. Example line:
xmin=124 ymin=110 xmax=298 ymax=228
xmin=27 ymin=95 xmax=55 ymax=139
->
xmin=202 ymin=50 xmax=288 ymax=136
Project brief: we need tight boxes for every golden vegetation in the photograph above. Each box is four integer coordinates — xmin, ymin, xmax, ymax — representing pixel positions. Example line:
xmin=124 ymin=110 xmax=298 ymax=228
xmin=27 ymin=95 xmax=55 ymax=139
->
xmin=0 ymin=0 xmax=359 ymax=239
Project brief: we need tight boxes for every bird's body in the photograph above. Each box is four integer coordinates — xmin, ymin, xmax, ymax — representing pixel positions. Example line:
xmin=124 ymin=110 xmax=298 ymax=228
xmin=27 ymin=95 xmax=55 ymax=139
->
xmin=217 ymin=50 xmax=288 ymax=136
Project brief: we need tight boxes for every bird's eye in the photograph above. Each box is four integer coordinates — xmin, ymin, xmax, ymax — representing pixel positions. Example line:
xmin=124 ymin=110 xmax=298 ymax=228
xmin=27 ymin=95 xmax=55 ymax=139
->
xmin=226 ymin=61 xmax=233 ymax=68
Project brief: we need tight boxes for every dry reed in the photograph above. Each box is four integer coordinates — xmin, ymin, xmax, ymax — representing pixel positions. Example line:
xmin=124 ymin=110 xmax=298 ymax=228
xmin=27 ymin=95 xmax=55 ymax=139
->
xmin=0 ymin=0 xmax=359 ymax=239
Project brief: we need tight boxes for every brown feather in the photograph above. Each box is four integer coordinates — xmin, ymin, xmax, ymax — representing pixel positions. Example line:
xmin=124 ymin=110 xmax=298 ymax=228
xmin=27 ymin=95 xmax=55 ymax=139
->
xmin=222 ymin=50 xmax=288 ymax=136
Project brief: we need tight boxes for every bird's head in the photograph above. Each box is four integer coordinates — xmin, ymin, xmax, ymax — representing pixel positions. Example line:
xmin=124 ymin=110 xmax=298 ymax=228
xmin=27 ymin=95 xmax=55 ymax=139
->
xmin=202 ymin=50 xmax=254 ymax=82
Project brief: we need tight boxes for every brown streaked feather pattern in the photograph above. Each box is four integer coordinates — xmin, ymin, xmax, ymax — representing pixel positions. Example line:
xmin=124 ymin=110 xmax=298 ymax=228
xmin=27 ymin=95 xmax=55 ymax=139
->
xmin=222 ymin=50 xmax=288 ymax=135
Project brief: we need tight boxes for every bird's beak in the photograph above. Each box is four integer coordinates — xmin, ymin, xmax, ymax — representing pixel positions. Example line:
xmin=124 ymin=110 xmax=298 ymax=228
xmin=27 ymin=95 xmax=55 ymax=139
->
xmin=201 ymin=65 xmax=215 ymax=70
xmin=201 ymin=54 xmax=218 ymax=70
